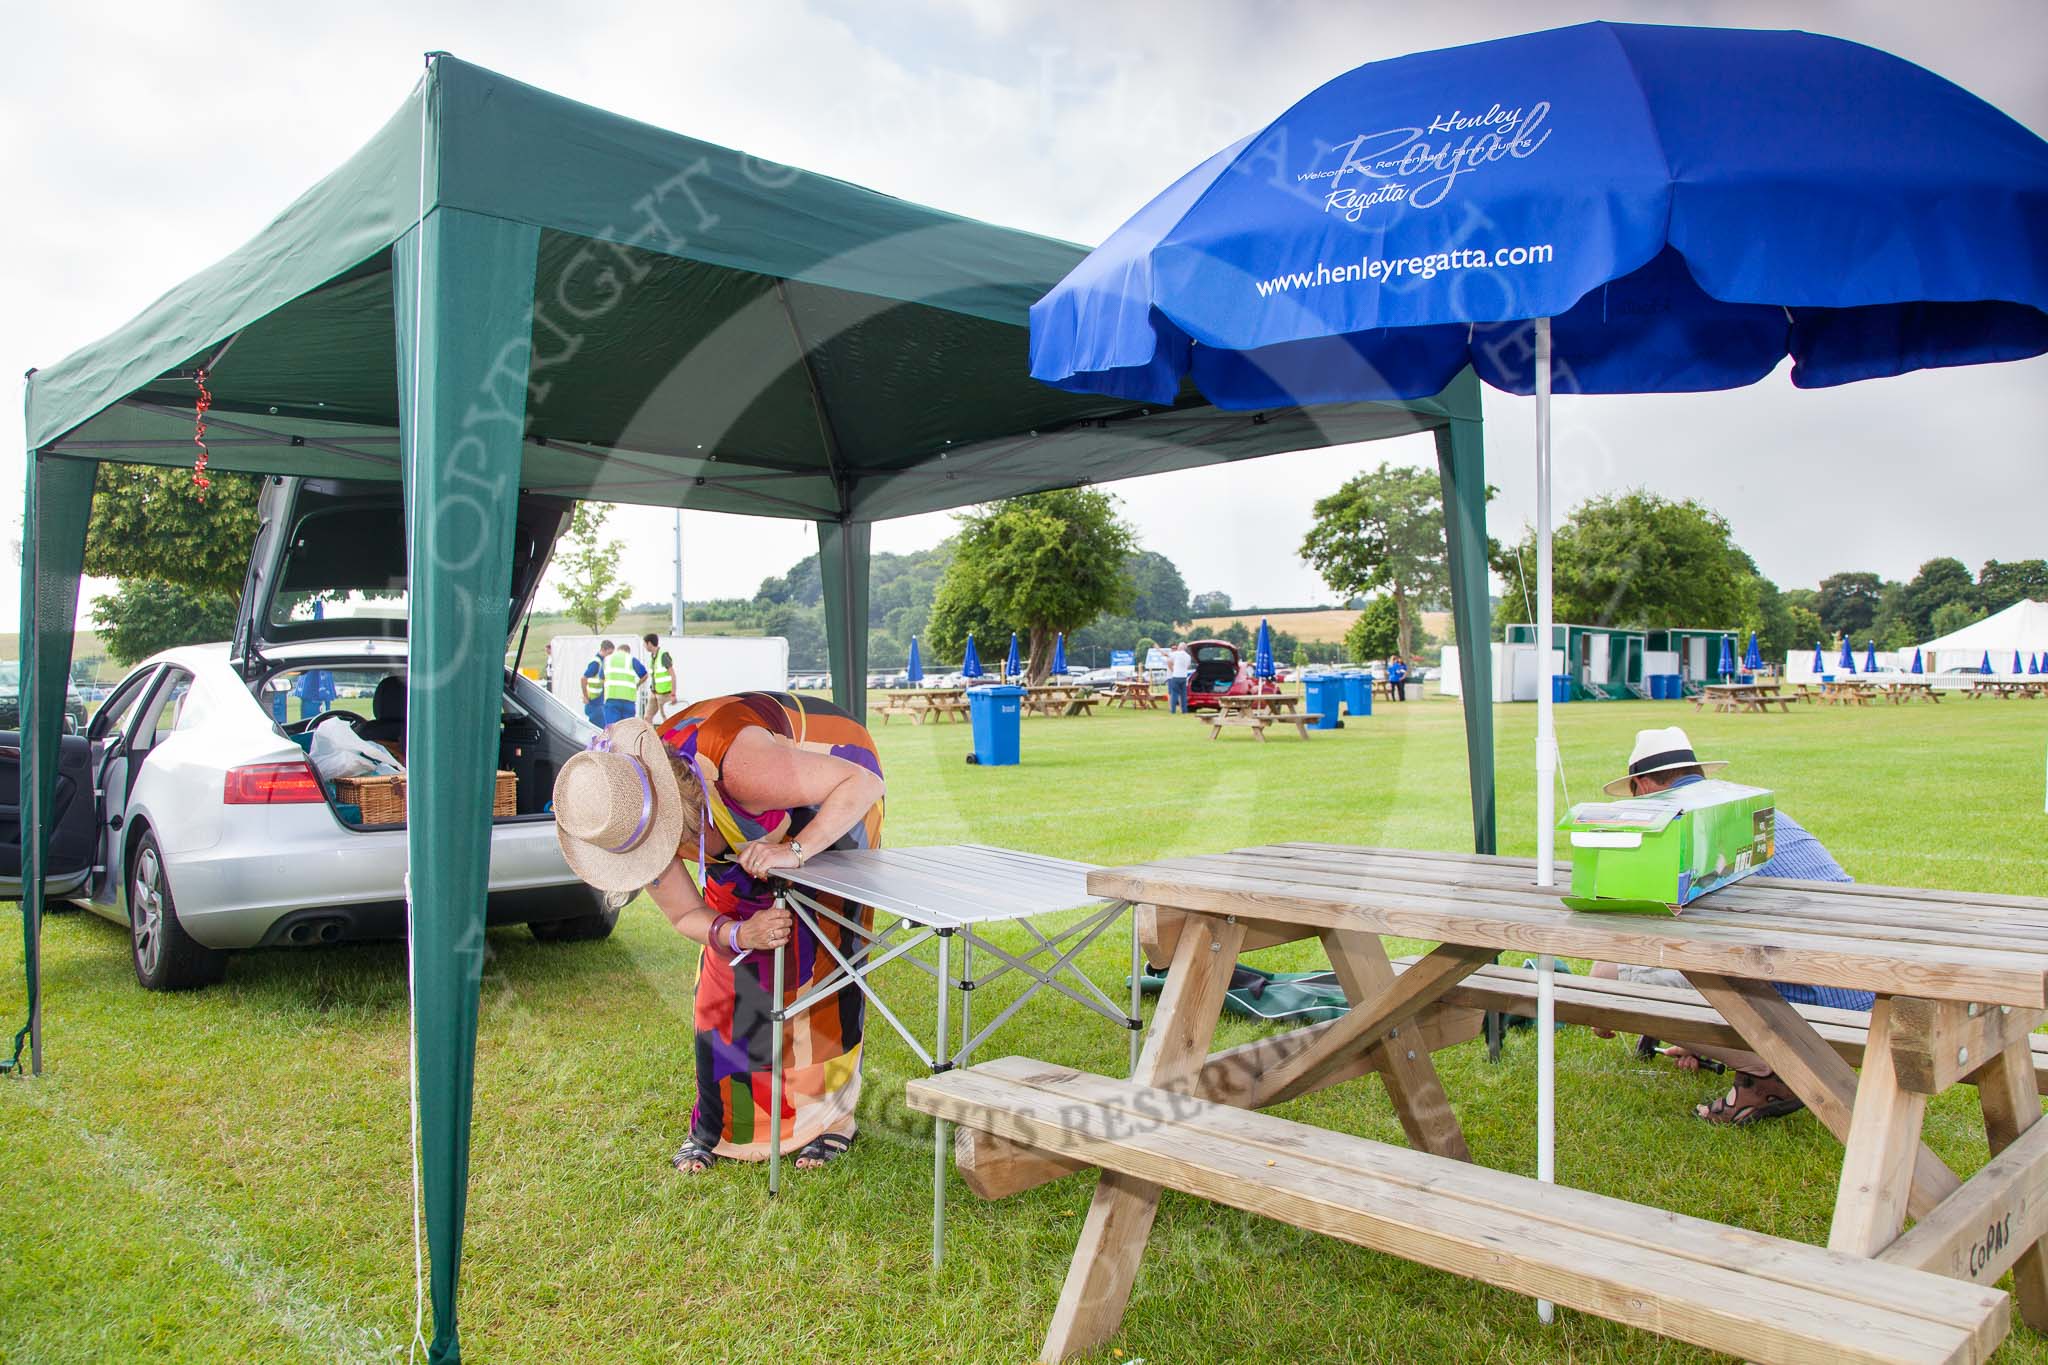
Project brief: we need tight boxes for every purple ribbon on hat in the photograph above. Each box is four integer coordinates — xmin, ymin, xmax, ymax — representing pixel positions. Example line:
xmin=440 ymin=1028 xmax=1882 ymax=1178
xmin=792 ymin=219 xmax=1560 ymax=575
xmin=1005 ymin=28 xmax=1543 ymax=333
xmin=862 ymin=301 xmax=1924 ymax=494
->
xmin=586 ymin=730 xmax=655 ymax=853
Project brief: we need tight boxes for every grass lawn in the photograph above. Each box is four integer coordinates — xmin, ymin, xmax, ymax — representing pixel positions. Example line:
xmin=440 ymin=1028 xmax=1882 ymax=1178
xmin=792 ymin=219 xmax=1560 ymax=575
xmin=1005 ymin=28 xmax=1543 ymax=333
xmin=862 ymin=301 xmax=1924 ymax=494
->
xmin=4 ymin=695 xmax=2046 ymax=1362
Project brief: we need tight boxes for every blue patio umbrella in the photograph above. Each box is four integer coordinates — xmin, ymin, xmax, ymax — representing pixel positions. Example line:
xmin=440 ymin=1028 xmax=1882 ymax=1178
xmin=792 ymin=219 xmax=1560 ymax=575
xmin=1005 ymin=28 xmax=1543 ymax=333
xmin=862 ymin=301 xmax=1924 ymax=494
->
xmin=2017 ymin=650 xmax=2029 ymax=675
xmin=962 ymin=634 xmax=983 ymax=680
xmin=906 ymin=637 xmax=923 ymax=685
xmin=1864 ymin=641 xmax=1880 ymax=673
xmin=1006 ymin=631 xmax=1022 ymax=679
xmin=2031 ymin=654 xmax=2040 ymax=676
xmin=1911 ymin=649 xmax=1924 ymax=675
xmin=1718 ymin=636 xmax=1736 ymax=678
xmin=1027 ymin=21 xmax=2048 ymax=1286
xmin=1253 ymin=618 xmax=1276 ymax=689
xmin=1053 ymin=632 xmax=1067 ymax=677
xmin=1812 ymin=643 xmax=1825 ymax=674
xmin=1839 ymin=638 xmax=1857 ymax=674
xmin=1982 ymin=650 xmax=1995 ymax=674
xmin=1744 ymin=632 xmax=1761 ymax=672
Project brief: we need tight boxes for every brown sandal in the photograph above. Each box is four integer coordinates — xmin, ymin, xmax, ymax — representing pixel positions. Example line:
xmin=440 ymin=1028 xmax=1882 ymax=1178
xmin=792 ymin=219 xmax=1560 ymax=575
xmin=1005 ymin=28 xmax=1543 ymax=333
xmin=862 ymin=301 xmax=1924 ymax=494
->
xmin=1695 ymin=1071 xmax=1804 ymax=1125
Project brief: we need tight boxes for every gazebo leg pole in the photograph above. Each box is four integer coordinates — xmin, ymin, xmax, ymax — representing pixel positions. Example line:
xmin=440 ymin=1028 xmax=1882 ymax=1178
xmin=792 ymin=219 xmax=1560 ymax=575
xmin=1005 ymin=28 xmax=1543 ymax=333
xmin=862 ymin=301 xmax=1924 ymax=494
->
xmin=933 ymin=930 xmax=952 ymax=1267
xmin=1533 ymin=315 xmax=1558 ymax=1326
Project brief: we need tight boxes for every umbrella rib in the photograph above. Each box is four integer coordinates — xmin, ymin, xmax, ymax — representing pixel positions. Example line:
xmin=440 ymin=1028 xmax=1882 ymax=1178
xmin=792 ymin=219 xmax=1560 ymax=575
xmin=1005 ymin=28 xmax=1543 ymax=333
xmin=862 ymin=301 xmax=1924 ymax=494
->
xmin=772 ymin=280 xmax=850 ymax=519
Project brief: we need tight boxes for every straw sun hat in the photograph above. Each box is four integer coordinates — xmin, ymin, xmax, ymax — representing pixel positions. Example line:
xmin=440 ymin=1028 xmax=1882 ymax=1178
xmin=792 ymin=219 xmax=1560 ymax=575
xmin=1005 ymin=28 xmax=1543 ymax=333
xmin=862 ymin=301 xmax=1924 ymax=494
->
xmin=554 ymin=718 xmax=701 ymax=891
xmin=1600 ymin=725 xmax=1728 ymax=798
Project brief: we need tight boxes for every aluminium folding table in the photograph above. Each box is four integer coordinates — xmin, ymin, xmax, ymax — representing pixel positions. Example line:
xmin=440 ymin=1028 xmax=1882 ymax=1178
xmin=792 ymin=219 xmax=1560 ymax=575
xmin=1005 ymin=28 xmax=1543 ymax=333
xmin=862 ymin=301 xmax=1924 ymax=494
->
xmin=763 ymin=844 xmax=1139 ymax=1261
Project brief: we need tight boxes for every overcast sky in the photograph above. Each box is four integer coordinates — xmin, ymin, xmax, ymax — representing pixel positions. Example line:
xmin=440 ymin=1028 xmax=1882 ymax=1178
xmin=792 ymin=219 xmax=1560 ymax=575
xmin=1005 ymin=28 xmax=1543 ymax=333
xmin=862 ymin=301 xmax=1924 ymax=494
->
xmin=4 ymin=1 xmax=2042 ymax=630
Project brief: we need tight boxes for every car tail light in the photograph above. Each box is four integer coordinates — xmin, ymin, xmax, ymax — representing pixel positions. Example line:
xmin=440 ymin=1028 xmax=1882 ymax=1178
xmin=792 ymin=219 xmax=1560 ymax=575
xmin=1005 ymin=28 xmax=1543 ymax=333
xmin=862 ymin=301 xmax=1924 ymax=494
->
xmin=224 ymin=761 xmax=326 ymax=805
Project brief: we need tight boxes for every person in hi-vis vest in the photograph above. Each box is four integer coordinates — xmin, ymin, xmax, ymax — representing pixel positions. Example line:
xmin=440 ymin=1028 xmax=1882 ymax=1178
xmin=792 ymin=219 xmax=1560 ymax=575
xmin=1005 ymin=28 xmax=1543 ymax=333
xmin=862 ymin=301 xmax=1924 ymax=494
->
xmin=581 ymin=641 xmax=612 ymax=727
xmin=600 ymin=639 xmax=646 ymax=725
xmin=643 ymin=632 xmax=677 ymax=718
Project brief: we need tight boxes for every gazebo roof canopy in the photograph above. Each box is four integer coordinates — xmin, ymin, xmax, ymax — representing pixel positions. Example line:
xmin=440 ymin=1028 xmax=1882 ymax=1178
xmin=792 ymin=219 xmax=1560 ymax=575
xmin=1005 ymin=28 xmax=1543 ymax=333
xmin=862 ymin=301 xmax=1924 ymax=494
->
xmin=27 ymin=54 xmax=1472 ymax=523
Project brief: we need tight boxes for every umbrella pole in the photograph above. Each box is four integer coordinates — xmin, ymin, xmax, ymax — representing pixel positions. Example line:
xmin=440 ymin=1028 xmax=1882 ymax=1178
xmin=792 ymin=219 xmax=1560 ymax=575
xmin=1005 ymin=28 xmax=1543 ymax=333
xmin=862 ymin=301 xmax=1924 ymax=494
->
xmin=1533 ymin=315 xmax=1558 ymax=1326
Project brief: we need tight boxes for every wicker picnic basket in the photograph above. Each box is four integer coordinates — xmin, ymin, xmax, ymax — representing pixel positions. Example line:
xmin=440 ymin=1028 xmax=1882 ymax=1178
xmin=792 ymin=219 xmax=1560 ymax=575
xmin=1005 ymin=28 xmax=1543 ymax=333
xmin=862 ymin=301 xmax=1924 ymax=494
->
xmin=333 ymin=769 xmax=517 ymax=825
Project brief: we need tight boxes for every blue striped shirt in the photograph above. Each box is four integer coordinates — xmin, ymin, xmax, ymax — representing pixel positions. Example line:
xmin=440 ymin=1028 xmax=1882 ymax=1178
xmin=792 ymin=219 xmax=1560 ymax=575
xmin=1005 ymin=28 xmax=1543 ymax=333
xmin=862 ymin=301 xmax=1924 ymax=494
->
xmin=1669 ymin=776 xmax=1873 ymax=1012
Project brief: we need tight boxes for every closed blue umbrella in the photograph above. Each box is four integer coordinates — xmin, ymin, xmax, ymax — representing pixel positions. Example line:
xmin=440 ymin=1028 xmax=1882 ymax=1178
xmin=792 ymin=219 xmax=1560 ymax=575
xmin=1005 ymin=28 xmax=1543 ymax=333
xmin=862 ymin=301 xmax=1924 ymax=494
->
xmin=1812 ymin=642 xmax=1825 ymax=674
xmin=1982 ymin=650 xmax=1994 ymax=674
xmin=1029 ymin=21 xmax=2048 ymax=1282
xmin=906 ymin=637 xmax=923 ymax=685
xmin=962 ymin=634 xmax=982 ymax=679
xmin=1053 ymin=633 xmax=1067 ymax=677
xmin=1744 ymin=632 xmax=1761 ymax=672
xmin=1839 ymin=638 xmax=1857 ymax=674
xmin=2030 ymin=654 xmax=2040 ymax=676
xmin=1864 ymin=641 xmax=1880 ymax=673
xmin=1006 ymin=631 xmax=1022 ymax=680
xmin=1718 ymin=636 xmax=1736 ymax=678
xmin=1911 ymin=649 xmax=1923 ymax=675
xmin=2017 ymin=650 xmax=2028 ymax=676
xmin=1253 ymin=619 xmax=1276 ymax=689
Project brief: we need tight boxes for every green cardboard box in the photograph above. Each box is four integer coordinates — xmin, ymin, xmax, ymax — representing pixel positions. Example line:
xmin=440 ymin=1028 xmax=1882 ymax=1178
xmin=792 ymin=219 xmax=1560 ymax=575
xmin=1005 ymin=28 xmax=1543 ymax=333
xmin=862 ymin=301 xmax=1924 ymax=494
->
xmin=1560 ymin=779 xmax=1776 ymax=914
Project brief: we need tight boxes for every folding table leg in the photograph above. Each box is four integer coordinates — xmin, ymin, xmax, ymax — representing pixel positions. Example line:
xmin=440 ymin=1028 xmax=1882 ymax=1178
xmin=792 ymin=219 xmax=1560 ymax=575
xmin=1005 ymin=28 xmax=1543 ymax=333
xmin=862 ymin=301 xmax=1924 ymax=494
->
xmin=1128 ymin=903 xmax=1143 ymax=1077
xmin=768 ymin=937 xmax=786 ymax=1198
xmin=1041 ymin=911 xmax=1247 ymax=1363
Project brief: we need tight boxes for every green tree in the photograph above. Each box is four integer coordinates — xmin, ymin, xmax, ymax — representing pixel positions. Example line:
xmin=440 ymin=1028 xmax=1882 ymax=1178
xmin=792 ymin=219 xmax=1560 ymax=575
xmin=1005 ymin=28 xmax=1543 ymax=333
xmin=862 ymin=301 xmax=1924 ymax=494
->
xmin=1785 ymin=602 xmax=1827 ymax=655
xmin=1929 ymin=600 xmax=1981 ymax=638
xmin=1344 ymin=596 xmax=1401 ymax=661
xmin=1978 ymin=559 xmax=2048 ymax=613
xmin=763 ymin=604 xmax=826 ymax=670
xmin=84 ymin=465 xmax=262 ymax=595
xmin=1813 ymin=571 xmax=1884 ymax=638
xmin=925 ymin=490 xmax=1136 ymax=682
xmin=1125 ymin=551 xmax=1191 ymax=626
xmin=1902 ymin=557 xmax=1975 ymax=638
xmin=1495 ymin=492 xmax=1761 ymax=631
xmin=555 ymin=502 xmax=632 ymax=634
xmin=1300 ymin=463 xmax=1462 ymax=658
xmin=91 ymin=579 xmax=240 ymax=665
xmin=1868 ymin=580 xmax=1920 ymax=650
xmin=1190 ymin=590 xmax=1232 ymax=616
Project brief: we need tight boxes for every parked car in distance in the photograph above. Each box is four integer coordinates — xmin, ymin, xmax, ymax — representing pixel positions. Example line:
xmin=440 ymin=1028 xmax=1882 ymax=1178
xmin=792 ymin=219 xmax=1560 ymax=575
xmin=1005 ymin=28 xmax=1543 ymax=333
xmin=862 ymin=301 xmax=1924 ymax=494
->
xmin=0 ymin=476 xmax=613 ymax=993
xmin=1181 ymin=639 xmax=1282 ymax=711
xmin=0 ymin=661 xmax=90 ymax=734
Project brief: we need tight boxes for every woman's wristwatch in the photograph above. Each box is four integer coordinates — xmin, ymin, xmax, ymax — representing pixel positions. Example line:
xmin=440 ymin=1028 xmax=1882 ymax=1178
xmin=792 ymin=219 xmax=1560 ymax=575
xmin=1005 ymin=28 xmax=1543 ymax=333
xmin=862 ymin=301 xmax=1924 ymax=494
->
xmin=788 ymin=837 xmax=807 ymax=865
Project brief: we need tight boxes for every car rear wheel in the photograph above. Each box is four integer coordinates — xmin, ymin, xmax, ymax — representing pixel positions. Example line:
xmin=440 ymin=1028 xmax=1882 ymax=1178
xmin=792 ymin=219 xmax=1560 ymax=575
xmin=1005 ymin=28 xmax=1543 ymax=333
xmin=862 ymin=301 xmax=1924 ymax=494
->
xmin=129 ymin=832 xmax=226 ymax=991
xmin=528 ymin=887 xmax=620 ymax=943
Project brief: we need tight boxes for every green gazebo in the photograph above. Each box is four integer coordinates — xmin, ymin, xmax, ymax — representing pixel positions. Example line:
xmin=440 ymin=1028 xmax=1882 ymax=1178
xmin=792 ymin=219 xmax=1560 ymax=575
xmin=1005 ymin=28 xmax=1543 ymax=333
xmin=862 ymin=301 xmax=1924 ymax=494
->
xmin=14 ymin=56 xmax=1494 ymax=1361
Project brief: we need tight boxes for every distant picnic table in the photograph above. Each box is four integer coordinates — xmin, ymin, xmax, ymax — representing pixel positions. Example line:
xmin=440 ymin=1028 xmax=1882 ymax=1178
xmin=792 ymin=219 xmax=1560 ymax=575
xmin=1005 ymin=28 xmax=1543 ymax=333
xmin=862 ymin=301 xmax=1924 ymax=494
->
xmin=1693 ymin=681 xmax=1793 ymax=713
xmin=1968 ymin=679 xmax=2048 ymax=699
xmin=1821 ymin=680 xmax=1882 ymax=706
xmin=1881 ymin=681 xmax=1943 ymax=704
xmin=914 ymin=843 xmax=2048 ymax=1363
xmin=1197 ymin=692 xmax=1320 ymax=739
xmin=874 ymin=686 xmax=970 ymax=724
xmin=1023 ymin=684 xmax=1096 ymax=717
xmin=1105 ymin=680 xmax=1159 ymax=710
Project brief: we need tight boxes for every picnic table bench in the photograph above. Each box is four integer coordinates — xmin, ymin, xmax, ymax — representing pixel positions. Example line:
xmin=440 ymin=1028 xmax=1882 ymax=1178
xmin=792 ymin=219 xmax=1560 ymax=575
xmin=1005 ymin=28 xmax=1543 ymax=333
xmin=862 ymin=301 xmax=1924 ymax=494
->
xmin=1969 ymin=680 xmax=2048 ymax=699
xmin=912 ymin=843 xmax=2047 ymax=1363
xmin=1823 ymin=680 xmax=1881 ymax=706
xmin=1694 ymin=682 xmax=1793 ymax=713
xmin=874 ymin=687 xmax=972 ymax=723
xmin=1200 ymin=709 xmax=1323 ymax=740
xmin=1883 ymin=681 xmax=1943 ymax=704
xmin=1021 ymin=685 xmax=1095 ymax=717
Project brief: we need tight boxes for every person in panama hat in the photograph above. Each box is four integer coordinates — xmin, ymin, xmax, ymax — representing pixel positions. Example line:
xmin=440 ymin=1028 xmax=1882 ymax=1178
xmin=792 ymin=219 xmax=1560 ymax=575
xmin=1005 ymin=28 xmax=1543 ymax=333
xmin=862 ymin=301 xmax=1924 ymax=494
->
xmin=555 ymin=697 xmax=885 ymax=1175
xmin=1587 ymin=725 xmax=1872 ymax=1126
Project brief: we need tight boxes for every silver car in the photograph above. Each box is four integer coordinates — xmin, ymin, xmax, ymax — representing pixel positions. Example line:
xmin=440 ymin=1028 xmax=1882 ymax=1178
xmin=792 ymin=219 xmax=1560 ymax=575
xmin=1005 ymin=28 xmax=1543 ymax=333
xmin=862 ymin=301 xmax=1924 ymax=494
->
xmin=2 ymin=477 xmax=610 ymax=990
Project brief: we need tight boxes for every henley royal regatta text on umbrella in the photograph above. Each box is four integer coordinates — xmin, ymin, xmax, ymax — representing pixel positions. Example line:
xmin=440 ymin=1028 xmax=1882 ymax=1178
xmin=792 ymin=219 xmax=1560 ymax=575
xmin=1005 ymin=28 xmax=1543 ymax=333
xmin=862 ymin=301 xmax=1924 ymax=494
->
xmin=1027 ymin=20 xmax=2048 ymax=1302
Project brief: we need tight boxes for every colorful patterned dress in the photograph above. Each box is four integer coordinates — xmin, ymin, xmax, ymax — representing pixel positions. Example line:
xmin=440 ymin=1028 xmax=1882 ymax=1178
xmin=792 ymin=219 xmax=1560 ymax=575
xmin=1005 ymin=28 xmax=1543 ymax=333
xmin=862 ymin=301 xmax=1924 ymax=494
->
xmin=656 ymin=692 xmax=884 ymax=1160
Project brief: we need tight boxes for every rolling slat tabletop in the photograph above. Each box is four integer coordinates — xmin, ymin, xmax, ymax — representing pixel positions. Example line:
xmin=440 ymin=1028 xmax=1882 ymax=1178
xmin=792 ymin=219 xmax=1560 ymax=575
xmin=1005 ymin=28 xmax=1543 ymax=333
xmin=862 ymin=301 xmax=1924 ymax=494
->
xmin=780 ymin=844 xmax=1108 ymax=927
xmin=1089 ymin=844 xmax=2048 ymax=1007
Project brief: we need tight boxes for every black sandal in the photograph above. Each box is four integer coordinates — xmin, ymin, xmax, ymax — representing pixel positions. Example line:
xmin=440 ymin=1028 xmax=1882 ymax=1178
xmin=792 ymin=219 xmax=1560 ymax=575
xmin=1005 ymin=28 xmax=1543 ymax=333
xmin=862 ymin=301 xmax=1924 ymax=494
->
xmin=1695 ymin=1072 xmax=1804 ymax=1126
xmin=795 ymin=1132 xmax=855 ymax=1169
xmin=672 ymin=1141 xmax=719 ymax=1174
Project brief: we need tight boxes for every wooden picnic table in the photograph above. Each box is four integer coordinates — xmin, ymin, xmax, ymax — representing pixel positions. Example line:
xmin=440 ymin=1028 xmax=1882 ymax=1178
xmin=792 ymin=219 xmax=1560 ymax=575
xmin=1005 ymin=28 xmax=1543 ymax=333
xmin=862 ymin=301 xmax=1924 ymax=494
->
xmin=1210 ymin=691 xmax=1299 ymax=714
xmin=1106 ymin=679 xmax=1159 ymax=710
xmin=1882 ymin=681 xmax=1943 ymax=704
xmin=1822 ymin=680 xmax=1882 ymax=706
xmin=1968 ymin=679 xmax=2048 ymax=699
xmin=874 ymin=687 xmax=971 ymax=724
xmin=1693 ymin=682 xmax=1793 ymax=713
xmin=912 ymin=843 xmax=2047 ymax=1363
xmin=1022 ymin=685 xmax=1096 ymax=717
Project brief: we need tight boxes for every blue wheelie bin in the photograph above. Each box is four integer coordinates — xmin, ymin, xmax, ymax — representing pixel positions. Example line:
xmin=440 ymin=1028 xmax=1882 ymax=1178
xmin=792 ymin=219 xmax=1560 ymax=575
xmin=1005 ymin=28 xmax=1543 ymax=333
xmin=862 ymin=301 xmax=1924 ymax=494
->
xmin=1340 ymin=671 xmax=1372 ymax=717
xmin=966 ymin=685 xmax=1025 ymax=765
xmin=1552 ymin=674 xmax=1573 ymax=704
xmin=1302 ymin=674 xmax=1345 ymax=729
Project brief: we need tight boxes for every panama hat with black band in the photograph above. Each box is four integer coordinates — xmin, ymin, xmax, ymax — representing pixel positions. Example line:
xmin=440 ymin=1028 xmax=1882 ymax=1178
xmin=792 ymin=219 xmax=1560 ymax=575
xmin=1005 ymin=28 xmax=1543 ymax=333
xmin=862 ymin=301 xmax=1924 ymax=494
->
xmin=1601 ymin=725 xmax=1729 ymax=798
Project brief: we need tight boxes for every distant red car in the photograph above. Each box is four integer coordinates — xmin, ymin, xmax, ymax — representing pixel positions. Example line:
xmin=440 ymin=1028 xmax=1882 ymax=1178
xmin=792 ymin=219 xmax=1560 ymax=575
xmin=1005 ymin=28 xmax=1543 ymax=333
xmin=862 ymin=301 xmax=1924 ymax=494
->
xmin=1181 ymin=639 xmax=1282 ymax=711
